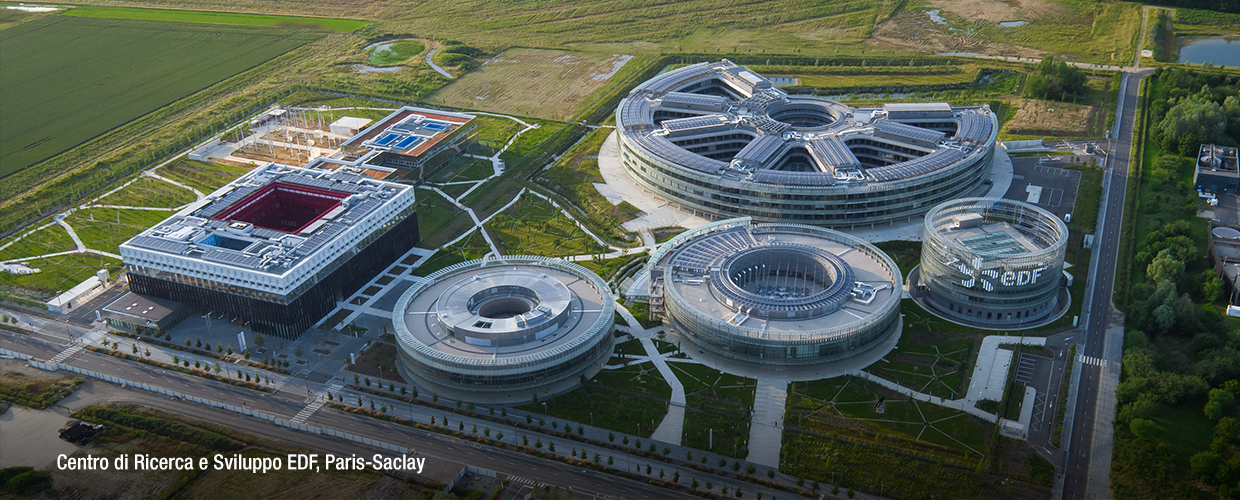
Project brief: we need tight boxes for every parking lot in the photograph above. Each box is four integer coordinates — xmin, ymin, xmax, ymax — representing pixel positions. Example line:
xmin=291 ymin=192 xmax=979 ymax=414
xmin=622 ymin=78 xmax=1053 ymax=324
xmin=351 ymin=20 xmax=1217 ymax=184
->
xmin=1004 ymin=156 xmax=1083 ymax=219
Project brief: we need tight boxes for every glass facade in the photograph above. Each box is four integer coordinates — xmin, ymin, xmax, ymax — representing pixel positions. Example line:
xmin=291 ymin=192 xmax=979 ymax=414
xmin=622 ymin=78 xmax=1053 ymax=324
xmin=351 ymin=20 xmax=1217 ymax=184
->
xmin=128 ymin=210 xmax=420 ymax=338
xmin=919 ymin=198 xmax=1068 ymax=327
xmin=394 ymin=257 xmax=615 ymax=396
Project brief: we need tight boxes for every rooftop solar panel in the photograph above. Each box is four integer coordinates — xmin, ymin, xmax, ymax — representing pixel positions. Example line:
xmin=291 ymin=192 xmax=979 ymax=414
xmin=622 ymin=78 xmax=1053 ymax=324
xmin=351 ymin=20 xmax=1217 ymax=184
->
xmin=733 ymin=135 xmax=786 ymax=164
xmin=873 ymin=120 xmax=946 ymax=147
xmin=395 ymin=136 xmax=421 ymax=149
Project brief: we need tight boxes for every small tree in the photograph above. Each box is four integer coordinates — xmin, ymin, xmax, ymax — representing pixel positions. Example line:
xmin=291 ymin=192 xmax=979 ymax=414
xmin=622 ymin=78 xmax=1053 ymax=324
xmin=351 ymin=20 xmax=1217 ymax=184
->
xmin=401 ymin=386 xmax=407 ymax=396
xmin=216 ymin=343 xmax=223 ymax=353
xmin=145 ymin=348 xmax=151 ymax=357
xmin=354 ymin=373 xmax=360 ymax=384
xmin=484 ymin=427 xmax=491 ymax=437
xmin=686 ymin=451 xmax=693 ymax=461
xmin=662 ymin=446 xmax=670 ymax=456
xmin=253 ymin=333 xmax=264 ymax=347
xmin=692 ymin=477 xmax=699 ymax=489
xmin=535 ymin=439 xmax=543 ymax=449
xmin=766 ymin=469 xmax=775 ymax=479
xmin=609 ymin=432 xmax=615 ymax=442
xmin=185 ymin=339 xmax=192 ymax=347
xmin=673 ymin=471 xmax=680 ymax=483
xmin=432 ymin=393 xmax=439 ymax=403
xmin=196 ymin=338 xmax=202 ymax=348
xmin=731 ymin=460 xmax=741 ymax=472
xmin=593 ymin=452 xmax=601 ymax=464
xmin=577 ymin=424 xmax=584 ymax=435
xmin=172 ymin=355 xmax=180 ymax=365
xmin=719 ymin=457 xmax=728 ymax=468
xmin=497 ymin=431 xmax=504 ymax=440
xmin=227 ymin=346 xmax=233 ymax=355
xmin=364 ymin=377 xmax=371 ymax=387
xmin=747 ymin=464 xmax=756 ymax=475
xmin=548 ymin=441 xmax=555 ymax=452
xmin=472 ymin=423 xmax=477 ymax=434
xmin=623 ymin=436 xmax=630 ymax=445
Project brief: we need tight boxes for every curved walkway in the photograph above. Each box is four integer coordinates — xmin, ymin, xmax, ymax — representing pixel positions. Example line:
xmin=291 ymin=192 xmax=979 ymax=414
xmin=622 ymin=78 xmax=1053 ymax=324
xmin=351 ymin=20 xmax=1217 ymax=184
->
xmin=425 ymin=49 xmax=456 ymax=79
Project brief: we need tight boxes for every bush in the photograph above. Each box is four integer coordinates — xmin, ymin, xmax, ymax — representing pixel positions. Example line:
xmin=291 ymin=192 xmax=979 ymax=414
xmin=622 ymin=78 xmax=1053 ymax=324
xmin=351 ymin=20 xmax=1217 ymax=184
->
xmin=5 ymin=470 xmax=50 ymax=495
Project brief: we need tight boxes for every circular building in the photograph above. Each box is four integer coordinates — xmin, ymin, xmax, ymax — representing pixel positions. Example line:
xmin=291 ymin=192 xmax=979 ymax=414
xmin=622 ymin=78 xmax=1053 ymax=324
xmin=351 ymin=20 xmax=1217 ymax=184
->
xmin=918 ymin=198 xmax=1069 ymax=327
xmin=393 ymin=256 xmax=615 ymax=403
xmin=647 ymin=218 xmax=901 ymax=366
xmin=615 ymin=60 xmax=998 ymax=228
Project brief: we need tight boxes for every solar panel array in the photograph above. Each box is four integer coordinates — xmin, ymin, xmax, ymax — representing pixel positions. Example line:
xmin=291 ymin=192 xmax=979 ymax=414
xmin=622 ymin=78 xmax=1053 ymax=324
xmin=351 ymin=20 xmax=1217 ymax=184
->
xmin=293 ymin=223 xmax=347 ymax=257
xmin=618 ymin=97 xmax=655 ymax=132
xmin=733 ymin=135 xmax=786 ymax=165
xmin=866 ymin=148 xmax=966 ymax=182
xmin=671 ymin=229 xmax=757 ymax=271
xmin=201 ymin=247 xmax=263 ymax=268
xmin=631 ymin=133 xmax=727 ymax=173
xmin=660 ymin=92 xmax=729 ymax=110
xmin=638 ymin=63 xmax=716 ymax=93
xmin=661 ymin=114 xmax=731 ymax=134
xmin=955 ymin=111 xmax=993 ymax=143
xmin=806 ymin=137 xmax=861 ymax=171
xmin=749 ymin=170 xmax=838 ymax=186
xmin=873 ymin=120 xmax=945 ymax=146
xmin=195 ymin=186 xmax=259 ymax=219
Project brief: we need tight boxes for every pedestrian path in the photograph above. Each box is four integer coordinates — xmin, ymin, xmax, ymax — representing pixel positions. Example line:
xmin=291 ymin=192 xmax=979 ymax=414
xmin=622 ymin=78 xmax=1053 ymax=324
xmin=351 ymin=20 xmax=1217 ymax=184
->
xmin=746 ymin=375 xmax=788 ymax=467
xmin=644 ymin=337 xmax=686 ymax=444
xmin=48 ymin=331 xmax=103 ymax=364
xmin=293 ymin=380 xmax=344 ymax=423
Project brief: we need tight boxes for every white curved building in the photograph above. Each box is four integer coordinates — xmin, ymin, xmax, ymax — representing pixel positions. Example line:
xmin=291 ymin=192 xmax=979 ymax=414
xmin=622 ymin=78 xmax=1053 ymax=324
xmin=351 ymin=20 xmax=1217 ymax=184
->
xmin=647 ymin=218 xmax=901 ymax=366
xmin=919 ymin=198 xmax=1069 ymax=327
xmin=615 ymin=60 xmax=998 ymax=227
xmin=393 ymin=256 xmax=615 ymax=402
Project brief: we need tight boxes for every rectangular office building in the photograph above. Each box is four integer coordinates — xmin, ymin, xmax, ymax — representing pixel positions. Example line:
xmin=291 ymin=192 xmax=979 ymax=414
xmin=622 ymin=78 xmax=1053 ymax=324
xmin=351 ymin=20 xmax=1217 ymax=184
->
xmin=120 ymin=163 xmax=419 ymax=338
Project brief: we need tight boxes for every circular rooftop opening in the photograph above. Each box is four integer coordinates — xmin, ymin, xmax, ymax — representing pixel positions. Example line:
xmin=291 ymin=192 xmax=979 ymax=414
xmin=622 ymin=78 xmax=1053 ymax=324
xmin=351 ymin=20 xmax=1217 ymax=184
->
xmin=765 ymin=100 xmax=841 ymax=131
xmin=710 ymin=245 xmax=857 ymax=319
xmin=469 ymin=286 xmax=540 ymax=319
xmin=726 ymin=248 xmax=836 ymax=297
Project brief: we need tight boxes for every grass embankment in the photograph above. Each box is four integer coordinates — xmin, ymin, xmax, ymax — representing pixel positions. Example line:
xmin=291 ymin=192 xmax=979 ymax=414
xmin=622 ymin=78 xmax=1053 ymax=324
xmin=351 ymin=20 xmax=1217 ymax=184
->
xmin=536 ymin=128 xmax=641 ymax=247
xmin=64 ymin=5 xmax=367 ymax=31
xmin=157 ymin=160 xmax=253 ymax=195
xmin=486 ymin=194 xmax=609 ymax=258
xmin=67 ymin=404 xmax=440 ymax=499
xmin=784 ymin=375 xmax=1051 ymax=499
xmin=96 ymin=177 xmax=196 ymax=208
xmin=367 ymin=40 xmax=424 ymax=65
xmin=0 ymin=369 xmax=82 ymax=409
xmin=66 ymin=208 xmax=173 ymax=253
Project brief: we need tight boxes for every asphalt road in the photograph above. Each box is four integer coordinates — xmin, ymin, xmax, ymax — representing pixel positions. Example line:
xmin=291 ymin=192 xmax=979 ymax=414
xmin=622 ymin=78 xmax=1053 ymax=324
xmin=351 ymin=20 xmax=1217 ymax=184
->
xmin=1 ymin=331 xmax=811 ymax=499
xmin=1061 ymin=68 xmax=1152 ymax=499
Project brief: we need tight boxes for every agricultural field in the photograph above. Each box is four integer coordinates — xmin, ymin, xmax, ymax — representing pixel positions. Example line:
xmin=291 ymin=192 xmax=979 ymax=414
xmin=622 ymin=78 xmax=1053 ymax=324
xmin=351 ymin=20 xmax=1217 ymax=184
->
xmin=63 ymin=5 xmax=367 ymax=31
xmin=427 ymin=48 xmax=636 ymax=120
xmin=0 ymin=15 xmax=320 ymax=177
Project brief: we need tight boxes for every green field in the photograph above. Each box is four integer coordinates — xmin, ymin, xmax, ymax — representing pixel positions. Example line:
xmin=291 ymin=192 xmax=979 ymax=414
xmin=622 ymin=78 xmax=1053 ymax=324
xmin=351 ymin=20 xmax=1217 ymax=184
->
xmin=0 ymin=225 xmax=76 ymax=262
xmin=0 ymin=16 xmax=319 ymax=177
xmin=96 ymin=177 xmax=196 ymax=208
xmin=66 ymin=208 xmax=173 ymax=254
xmin=0 ymin=253 xmax=122 ymax=297
xmin=157 ymin=160 xmax=253 ymax=195
xmin=64 ymin=5 xmax=367 ymax=31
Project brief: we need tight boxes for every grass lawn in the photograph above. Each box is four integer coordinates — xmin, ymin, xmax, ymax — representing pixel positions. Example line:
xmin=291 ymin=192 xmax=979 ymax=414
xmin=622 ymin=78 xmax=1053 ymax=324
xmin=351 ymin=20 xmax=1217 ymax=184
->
xmin=536 ymin=129 xmax=639 ymax=245
xmin=470 ymin=115 xmax=524 ymax=151
xmin=368 ymin=40 xmax=424 ymax=65
xmin=427 ymin=48 xmax=636 ymax=121
xmin=411 ymin=230 xmax=491 ymax=277
xmin=96 ymin=177 xmax=196 ymax=208
xmin=64 ymin=5 xmax=367 ymax=31
xmin=428 ymin=157 xmax=494 ymax=183
xmin=0 ymin=16 xmax=319 ymax=177
xmin=66 ymin=208 xmax=170 ymax=254
xmin=0 ymin=252 xmax=122 ymax=297
xmin=669 ymin=362 xmax=755 ymax=457
xmin=873 ymin=240 xmax=920 ymax=280
xmin=519 ymin=361 xmax=671 ymax=437
xmin=0 ymin=225 xmax=77 ymax=262
xmin=414 ymin=189 xmax=464 ymax=243
xmin=157 ymin=160 xmax=253 ymax=195
xmin=486 ymin=194 xmax=608 ymax=258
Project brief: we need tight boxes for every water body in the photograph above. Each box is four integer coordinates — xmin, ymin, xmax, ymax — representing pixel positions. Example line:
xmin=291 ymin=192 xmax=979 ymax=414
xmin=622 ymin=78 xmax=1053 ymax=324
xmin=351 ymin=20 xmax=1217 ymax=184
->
xmin=925 ymin=9 xmax=948 ymax=26
xmin=1178 ymin=37 xmax=1240 ymax=66
xmin=351 ymin=64 xmax=404 ymax=73
xmin=999 ymin=21 xmax=1029 ymax=28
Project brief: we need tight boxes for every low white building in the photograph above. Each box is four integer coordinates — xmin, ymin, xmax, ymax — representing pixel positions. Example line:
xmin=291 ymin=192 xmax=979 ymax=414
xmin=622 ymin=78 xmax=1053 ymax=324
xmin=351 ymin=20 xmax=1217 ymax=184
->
xmin=329 ymin=116 xmax=373 ymax=137
xmin=46 ymin=274 xmax=106 ymax=314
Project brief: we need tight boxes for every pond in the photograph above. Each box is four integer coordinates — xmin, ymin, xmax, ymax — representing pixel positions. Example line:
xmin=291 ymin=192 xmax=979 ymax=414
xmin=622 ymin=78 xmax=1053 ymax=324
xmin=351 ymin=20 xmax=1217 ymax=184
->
xmin=1178 ymin=37 xmax=1240 ymax=66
